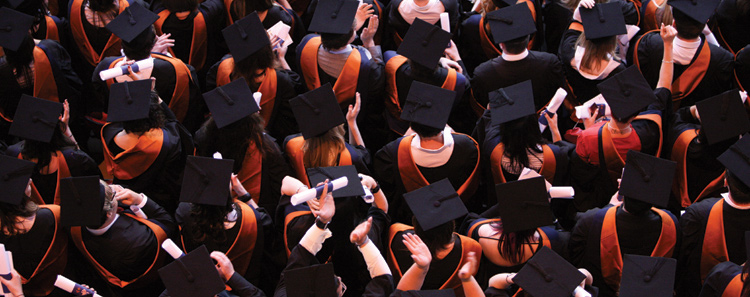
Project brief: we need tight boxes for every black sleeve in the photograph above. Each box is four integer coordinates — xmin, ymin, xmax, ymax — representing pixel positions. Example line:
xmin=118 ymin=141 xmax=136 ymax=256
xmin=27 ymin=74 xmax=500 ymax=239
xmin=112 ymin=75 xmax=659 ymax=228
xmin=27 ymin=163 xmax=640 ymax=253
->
xmin=227 ymin=272 xmax=267 ymax=297
xmin=373 ymin=143 xmax=398 ymax=205
xmin=365 ymin=207 xmax=391 ymax=251
xmin=363 ymin=275 xmax=395 ymax=297
xmin=483 ymin=287 xmax=512 ymax=297
xmin=205 ymin=55 xmax=231 ymax=92
xmin=568 ymin=209 xmax=597 ymax=266
xmin=45 ymin=40 xmax=83 ymax=104
xmin=66 ymin=149 xmax=102 ymax=178
xmin=274 ymin=244 xmax=321 ymax=297
xmin=140 ymin=197 xmax=178 ymax=237
xmin=558 ymin=26 xmax=582 ymax=65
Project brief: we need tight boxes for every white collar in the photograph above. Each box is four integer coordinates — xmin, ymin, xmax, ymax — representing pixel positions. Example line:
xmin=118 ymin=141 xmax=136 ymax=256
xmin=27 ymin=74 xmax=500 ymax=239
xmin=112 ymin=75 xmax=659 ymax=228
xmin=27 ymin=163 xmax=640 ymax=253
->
xmin=86 ymin=214 xmax=120 ymax=236
xmin=501 ymin=49 xmax=529 ymax=61
xmin=722 ymin=193 xmax=750 ymax=210
xmin=226 ymin=208 xmax=238 ymax=223
xmin=674 ymin=36 xmax=701 ymax=49
xmin=573 ymin=46 xmax=620 ymax=80
xmin=410 ymin=127 xmax=454 ymax=167
xmin=325 ymin=45 xmax=352 ymax=55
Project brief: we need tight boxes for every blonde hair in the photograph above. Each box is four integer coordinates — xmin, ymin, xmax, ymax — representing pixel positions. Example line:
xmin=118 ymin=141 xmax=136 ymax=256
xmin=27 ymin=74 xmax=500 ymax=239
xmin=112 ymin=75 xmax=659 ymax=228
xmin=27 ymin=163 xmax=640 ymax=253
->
xmin=302 ymin=125 xmax=346 ymax=168
xmin=575 ymin=32 xmax=617 ymax=74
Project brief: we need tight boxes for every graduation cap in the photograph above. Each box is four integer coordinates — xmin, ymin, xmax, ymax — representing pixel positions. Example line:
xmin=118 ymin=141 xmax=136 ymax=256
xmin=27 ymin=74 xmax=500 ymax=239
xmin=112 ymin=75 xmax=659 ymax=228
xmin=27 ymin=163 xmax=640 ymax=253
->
xmin=619 ymin=255 xmax=677 ymax=297
xmin=404 ymin=179 xmax=468 ymax=231
xmin=105 ymin=2 xmax=159 ymax=43
xmin=180 ymin=156 xmax=234 ymax=206
xmin=158 ymin=245 xmax=226 ymax=297
xmin=399 ymin=81 xmax=455 ymax=130
xmin=598 ymin=66 xmax=657 ymax=120
xmin=285 ymin=263 xmax=338 ymax=297
xmin=107 ymin=80 xmax=153 ymax=122
xmin=580 ymin=2 xmax=627 ymax=39
xmin=619 ymin=150 xmax=676 ymax=208
xmin=0 ymin=6 xmax=33 ymax=52
xmin=221 ymin=12 xmax=270 ymax=63
xmin=289 ymin=83 xmax=346 ymax=139
xmin=59 ymin=176 xmax=105 ymax=227
xmin=695 ymin=89 xmax=750 ymax=145
xmin=513 ymin=246 xmax=585 ymax=297
xmin=397 ymin=18 xmax=452 ymax=70
xmin=495 ymin=177 xmax=555 ymax=233
xmin=308 ymin=0 xmax=358 ymax=34
xmin=485 ymin=3 xmax=537 ymax=44
xmin=3 ymin=0 xmax=25 ymax=8
xmin=9 ymin=95 xmax=62 ymax=143
xmin=203 ymin=79 xmax=260 ymax=129
xmin=717 ymin=135 xmax=750 ymax=187
xmin=489 ymin=80 xmax=536 ymax=127
xmin=306 ymin=165 xmax=365 ymax=198
xmin=668 ymin=0 xmax=720 ymax=24
xmin=0 ymin=155 xmax=35 ymax=205
xmin=390 ymin=290 xmax=457 ymax=297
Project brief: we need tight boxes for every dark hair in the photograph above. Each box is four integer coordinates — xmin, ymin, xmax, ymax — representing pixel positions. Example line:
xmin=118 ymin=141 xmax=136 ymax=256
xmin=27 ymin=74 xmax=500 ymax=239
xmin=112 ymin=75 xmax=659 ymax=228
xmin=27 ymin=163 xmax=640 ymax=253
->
xmin=4 ymin=34 xmax=35 ymax=91
xmin=0 ymin=196 xmax=38 ymax=236
xmin=726 ymin=170 xmax=750 ymax=204
xmin=622 ymin=197 xmax=652 ymax=214
xmin=229 ymin=0 xmax=274 ymax=21
xmin=189 ymin=195 xmax=234 ymax=243
xmin=197 ymin=114 xmax=278 ymax=173
xmin=739 ymin=0 xmax=750 ymax=16
xmin=320 ymin=28 xmax=354 ymax=50
xmin=162 ymin=0 xmax=198 ymax=12
xmin=410 ymin=122 xmax=443 ymax=138
xmin=122 ymin=26 xmax=156 ymax=61
xmin=499 ymin=115 xmax=546 ymax=173
xmin=10 ymin=0 xmax=46 ymax=30
xmin=87 ymin=0 xmax=117 ymax=12
xmin=671 ymin=9 xmax=703 ymax=40
xmin=21 ymin=122 xmax=77 ymax=172
xmin=412 ymin=216 xmax=455 ymax=256
xmin=489 ymin=220 xmax=537 ymax=264
xmin=93 ymin=181 xmax=115 ymax=229
xmin=406 ymin=59 xmax=439 ymax=81
xmin=121 ymin=92 xmax=167 ymax=133
xmin=502 ymin=36 xmax=530 ymax=55
xmin=232 ymin=44 xmax=277 ymax=89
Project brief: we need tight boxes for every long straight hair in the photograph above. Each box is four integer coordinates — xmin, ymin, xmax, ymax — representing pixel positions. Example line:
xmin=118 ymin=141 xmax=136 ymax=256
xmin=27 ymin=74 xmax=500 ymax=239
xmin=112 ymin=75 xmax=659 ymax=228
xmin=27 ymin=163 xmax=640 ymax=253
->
xmin=302 ymin=125 xmax=346 ymax=168
xmin=575 ymin=33 xmax=617 ymax=74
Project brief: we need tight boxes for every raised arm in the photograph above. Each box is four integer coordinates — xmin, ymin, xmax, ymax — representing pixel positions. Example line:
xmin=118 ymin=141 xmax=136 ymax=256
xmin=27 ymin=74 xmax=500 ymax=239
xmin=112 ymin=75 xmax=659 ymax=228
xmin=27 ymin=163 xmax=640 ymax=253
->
xmin=656 ymin=24 xmax=677 ymax=90
xmin=396 ymin=233 xmax=432 ymax=291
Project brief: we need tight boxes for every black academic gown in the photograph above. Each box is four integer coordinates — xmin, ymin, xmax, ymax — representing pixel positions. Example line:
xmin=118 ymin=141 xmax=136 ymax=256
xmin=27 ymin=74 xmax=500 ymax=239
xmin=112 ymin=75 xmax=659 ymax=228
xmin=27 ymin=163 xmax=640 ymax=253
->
xmin=382 ymin=0 xmax=460 ymax=51
xmin=698 ymin=261 xmax=745 ymax=297
xmin=711 ymin=0 xmax=750 ymax=55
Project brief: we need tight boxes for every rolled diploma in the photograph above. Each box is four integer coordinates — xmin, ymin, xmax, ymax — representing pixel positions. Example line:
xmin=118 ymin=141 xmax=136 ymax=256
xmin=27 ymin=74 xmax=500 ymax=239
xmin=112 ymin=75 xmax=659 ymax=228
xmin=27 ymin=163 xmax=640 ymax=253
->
xmin=161 ymin=238 xmax=185 ymax=259
xmin=291 ymin=176 xmax=348 ymax=206
xmin=98 ymin=58 xmax=154 ymax=81
xmin=55 ymin=275 xmax=102 ymax=297
xmin=539 ymin=88 xmax=568 ymax=131
xmin=440 ymin=13 xmax=450 ymax=33
xmin=549 ymin=186 xmax=575 ymax=199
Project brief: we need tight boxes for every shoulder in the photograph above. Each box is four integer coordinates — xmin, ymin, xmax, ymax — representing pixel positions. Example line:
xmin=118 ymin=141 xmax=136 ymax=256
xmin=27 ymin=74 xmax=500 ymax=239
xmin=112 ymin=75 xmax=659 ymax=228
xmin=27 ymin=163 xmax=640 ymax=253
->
xmin=682 ymin=197 xmax=721 ymax=220
xmin=708 ymin=43 xmax=734 ymax=60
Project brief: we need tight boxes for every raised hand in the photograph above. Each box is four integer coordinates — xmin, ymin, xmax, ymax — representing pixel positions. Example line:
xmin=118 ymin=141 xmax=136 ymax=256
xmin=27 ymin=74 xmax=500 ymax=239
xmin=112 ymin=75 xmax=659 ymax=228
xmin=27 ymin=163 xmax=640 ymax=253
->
xmin=458 ymin=251 xmax=479 ymax=281
xmin=403 ymin=233 xmax=431 ymax=269
xmin=350 ymin=217 xmax=373 ymax=246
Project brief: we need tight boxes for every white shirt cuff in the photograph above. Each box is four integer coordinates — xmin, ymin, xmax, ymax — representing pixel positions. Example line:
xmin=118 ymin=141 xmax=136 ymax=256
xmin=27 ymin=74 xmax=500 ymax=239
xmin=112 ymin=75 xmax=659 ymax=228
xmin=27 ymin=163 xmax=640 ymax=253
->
xmin=299 ymin=224 xmax=332 ymax=255
xmin=137 ymin=193 xmax=149 ymax=208
xmin=358 ymin=239 xmax=391 ymax=278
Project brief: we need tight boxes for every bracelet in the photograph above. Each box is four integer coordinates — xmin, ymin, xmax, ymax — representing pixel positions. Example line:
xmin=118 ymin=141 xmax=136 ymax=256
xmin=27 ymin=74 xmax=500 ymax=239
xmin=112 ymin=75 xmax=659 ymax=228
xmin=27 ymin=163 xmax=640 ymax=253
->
xmin=357 ymin=236 xmax=370 ymax=247
xmin=371 ymin=183 xmax=380 ymax=193
xmin=662 ymin=60 xmax=673 ymax=63
xmin=239 ymin=193 xmax=252 ymax=203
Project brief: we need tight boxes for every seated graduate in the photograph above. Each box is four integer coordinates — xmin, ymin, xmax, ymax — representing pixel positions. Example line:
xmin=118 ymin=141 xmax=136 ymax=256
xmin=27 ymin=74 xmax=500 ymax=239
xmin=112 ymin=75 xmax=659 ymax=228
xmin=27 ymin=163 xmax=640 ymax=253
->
xmin=374 ymin=82 xmax=479 ymax=223
xmin=569 ymin=63 xmax=671 ymax=214
xmin=275 ymin=182 xmax=395 ymax=297
xmin=206 ymin=12 xmax=301 ymax=143
xmin=196 ymin=77 xmax=291 ymax=212
xmin=677 ymin=137 xmax=750 ymax=297
xmin=464 ymin=176 xmax=568 ymax=288
xmin=100 ymin=80 xmax=193 ymax=214
xmin=697 ymin=234 xmax=749 ymax=297
xmin=387 ymin=180 xmax=482 ymax=295
xmin=383 ymin=19 xmax=471 ymax=137
xmin=60 ymin=176 xmax=176 ymax=296
xmin=668 ymin=90 xmax=750 ymax=210
xmin=11 ymin=0 xmax=66 ymax=42
xmin=383 ymin=0 xmax=460 ymax=50
xmin=6 ymin=95 xmax=100 ymax=205
xmin=0 ymin=156 xmax=68 ymax=296
xmin=92 ymin=3 xmax=205 ymax=132
xmin=570 ymin=150 xmax=680 ymax=297
xmin=485 ymin=246 xmax=597 ymax=297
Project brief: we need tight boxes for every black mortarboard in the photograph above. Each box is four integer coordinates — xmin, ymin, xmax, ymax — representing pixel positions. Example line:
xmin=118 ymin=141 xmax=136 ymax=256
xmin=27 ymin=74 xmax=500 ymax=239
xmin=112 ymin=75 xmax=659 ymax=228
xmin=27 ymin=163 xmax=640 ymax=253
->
xmin=222 ymin=12 xmax=270 ymax=63
xmin=105 ymin=2 xmax=158 ymax=43
xmin=0 ymin=7 xmax=33 ymax=51
xmin=619 ymin=150 xmax=676 ymax=208
xmin=285 ymin=263 xmax=338 ymax=297
xmin=619 ymin=255 xmax=677 ymax=297
xmin=695 ymin=89 xmax=750 ymax=145
xmin=489 ymin=80 xmax=536 ymax=127
xmin=306 ymin=165 xmax=365 ymax=198
xmin=107 ymin=80 xmax=153 ymax=122
xmin=289 ymin=83 xmax=346 ymax=139
xmin=9 ymin=95 xmax=62 ymax=143
xmin=4 ymin=0 xmax=24 ymax=8
xmin=0 ymin=155 xmax=35 ymax=205
xmin=59 ymin=176 xmax=105 ymax=227
xmin=158 ymin=245 xmax=226 ymax=297
xmin=598 ymin=66 xmax=657 ymax=119
xmin=403 ymin=179 xmax=468 ymax=231
xmin=668 ymin=0 xmax=720 ymax=24
xmin=203 ymin=79 xmax=260 ymax=129
xmin=390 ymin=290 xmax=457 ymax=297
xmin=485 ymin=3 xmax=536 ymax=44
xmin=308 ymin=0 xmax=358 ymax=34
xmin=180 ymin=156 xmax=234 ymax=206
xmin=397 ymin=18 xmax=452 ymax=69
xmin=717 ymin=135 xmax=750 ymax=187
xmin=514 ymin=246 xmax=585 ymax=297
xmin=495 ymin=177 xmax=555 ymax=233
xmin=400 ymin=81 xmax=455 ymax=130
xmin=580 ymin=2 xmax=626 ymax=39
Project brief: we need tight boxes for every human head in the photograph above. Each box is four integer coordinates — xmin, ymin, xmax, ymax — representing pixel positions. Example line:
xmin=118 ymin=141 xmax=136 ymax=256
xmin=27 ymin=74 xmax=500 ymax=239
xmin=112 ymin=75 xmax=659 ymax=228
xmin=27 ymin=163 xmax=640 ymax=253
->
xmin=122 ymin=26 xmax=157 ymax=61
xmin=0 ymin=194 xmax=38 ymax=236
xmin=303 ymin=124 xmax=346 ymax=168
xmin=320 ymin=24 xmax=355 ymax=50
xmin=410 ymin=122 xmax=443 ymax=138
xmin=188 ymin=193 xmax=234 ymax=242
xmin=575 ymin=33 xmax=617 ymax=72
xmin=726 ymin=169 xmax=750 ymax=204
xmin=412 ymin=216 xmax=455 ymax=255
xmin=671 ymin=8 xmax=703 ymax=40
xmin=232 ymin=44 xmax=276 ymax=90
xmin=121 ymin=91 xmax=166 ymax=134
xmin=162 ymin=0 xmax=198 ymax=12
xmin=500 ymin=35 xmax=530 ymax=55
xmin=87 ymin=0 xmax=117 ymax=12
xmin=489 ymin=220 xmax=537 ymax=264
xmin=499 ymin=115 xmax=545 ymax=172
xmin=230 ymin=0 xmax=274 ymax=21
xmin=94 ymin=180 xmax=116 ymax=229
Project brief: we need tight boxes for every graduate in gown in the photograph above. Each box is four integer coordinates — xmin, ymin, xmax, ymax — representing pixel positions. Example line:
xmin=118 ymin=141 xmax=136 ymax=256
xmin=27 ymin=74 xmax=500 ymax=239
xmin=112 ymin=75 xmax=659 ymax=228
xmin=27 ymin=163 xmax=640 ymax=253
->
xmin=383 ymin=0 xmax=459 ymax=50
xmin=698 ymin=260 xmax=748 ymax=297
xmin=9 ymin=0 xmax=66 ymax=44
xmin=709 ymin=0 xmax=750 ymax=55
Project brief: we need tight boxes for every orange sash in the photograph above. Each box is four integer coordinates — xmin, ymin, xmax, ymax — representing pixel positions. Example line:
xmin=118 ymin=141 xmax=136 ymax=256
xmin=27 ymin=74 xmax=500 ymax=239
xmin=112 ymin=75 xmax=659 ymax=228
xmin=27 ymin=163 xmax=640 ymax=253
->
xmin=283 ymin=210 xmax=312 ymax=257
xmin=600 ymin=206 xmax=676 ymax=292
xmin=224 ymin=0 xmax=234 ymax=25
xmin=19 ymin=205 xmax=68 ymax=296
xmin=19 ymin=151 xmax=71 ymax=205
xmin=33 ymin=46 xmax=59 ymax=102
xmin=489 ymin=143 xmax=557 ymax=184
xmin=701 ymin=199 xmax=730 ymax=283
xmin=101 ymin=124 xmax=164 ymax=180
xmin=672 ymin=39 xmax=711 ymax=102
xmin=154 ymin=10 xmax=208 ymax=71
xmin=478 ymin=17 xmax=502 ymax=58
xmin=217 ymin=60 xmax=279 ymax=125
xmin=216 ymin=58 xmax=234 ymax=87
xmin=722 ymin=273 xmax=743 ymax=297
xmin=569 ymin=21 xmax=584 ymax=32
xmin=671 ymin=129 xmax=726 ymax=207
xmin=641 ymin=0 xmax=663 ymax=32
xmin=396 ymin=134 xmax=480 ymax=200
xmin=300 ymin=36 xmax=361 ymax=107
xmin=70 ymin=0 xmax=129 ymax=66
xmin=236 ymin=143 xmax=263 ymax=203
xmin=44 ymin=16 xmax=60 ymax=41
xmin=70 ymin=213 xmax=168 ymax=288
xmin=284 ymin=136 xmax=353 ymax=186
xmin=222 ymin=202 xmax=258 ymax=276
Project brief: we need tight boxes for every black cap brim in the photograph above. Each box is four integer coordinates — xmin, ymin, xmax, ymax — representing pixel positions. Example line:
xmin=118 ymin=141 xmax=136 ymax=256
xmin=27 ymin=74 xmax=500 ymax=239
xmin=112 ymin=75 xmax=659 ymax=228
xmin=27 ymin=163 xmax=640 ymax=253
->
xmin=222 ymin=12 xmax=271 ymax=63
xmin=485 ymin=3 xmax=536 ymax=44
xmin=598 ymin=66 xmax=657 ymax=119
xmin=308 ymin=0 xmax=359 ymax=34
xmin=695 ymin=89 xmax=750 ymax=145
xmin=489 ymin=80 xmax=536 ymax=127
xmin=619 ymin=150 xmax=676 ymax=208
xmin=619 ymin=255 xmax=677 ymax=297
xmin=9 ymin=95 xmax=62 ymax=143
xmin=404 ymin=179 xmax=467 ymax=231
xmin=203 ymin=79 xmax=260 ymax=128
xmin=668 ymin=0 xmax=720 ymax=24
xmin=0 ymin=7 xmax=34 ymax=51
xmin=285 ymin=263 xmax=338 ymax=296
xmin=717 ymin=135 xmax=750 ymax=187
xmin=60 ymin=176 xmax=105 ymax=227
xmin=580 ymin=2 xmax=627 ymax=39
xmin=158 ymin=245 xmax=226 ymax=297
xmin=397 ymin=18 xmax=452 ymax=70
xmin=306 ymin=165 xmax=365 ymax=198
xmin=399 ymin=81 xmax=455 ymax=130
xmin=0 ymin=155 xmax=35 ymax=205
xmin=107 ymin=80 xmax=153 ymax=122
xmin=513 ymin=246 xmax=586 ymax=297
xmin=180 ymin=156 xmax=234 ymax=206
xmin=495 ymin=177 xmax=555 ymax=233
xmin=105 ymin=2 xmax=159 ymax=43
xmin=289 ymin=83 xmax=346 ymax=139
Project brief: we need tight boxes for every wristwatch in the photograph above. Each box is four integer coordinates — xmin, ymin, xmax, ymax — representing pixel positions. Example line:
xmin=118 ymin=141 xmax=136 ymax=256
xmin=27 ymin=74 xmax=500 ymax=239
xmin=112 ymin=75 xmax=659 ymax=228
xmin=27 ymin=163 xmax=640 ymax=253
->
xmin=315 ymin=216 xmax=329 ymax=230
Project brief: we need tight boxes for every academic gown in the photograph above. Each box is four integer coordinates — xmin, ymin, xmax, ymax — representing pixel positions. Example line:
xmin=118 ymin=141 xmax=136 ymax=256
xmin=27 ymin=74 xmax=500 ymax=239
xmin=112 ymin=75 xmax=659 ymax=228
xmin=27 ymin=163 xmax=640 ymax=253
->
xmin=543 ymin=0 xmax=573 ymax=55
xmin=304 ymin=0 xmax=386 ymax=46
xmin=32 ymin=15 xmax=66 ymax=44
xmin=677 ymin=197 xmax=750 ymax=297
xmin=569 ymin=205 xmax=679 ymax=297
xmin=711 ymin=0 xmax=750 ymax=55
xmin=382 ymin=0 xmax=460 ymax=51
xmin=483 ymin=284 xmax=600 ymax=297
xmin=698 ymin=261 xmax=745 ymax=297
xmin=283 ymin=133 xmax=371 ymax=186
xmin=633 ymin=32 xmax=735 ymax=109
